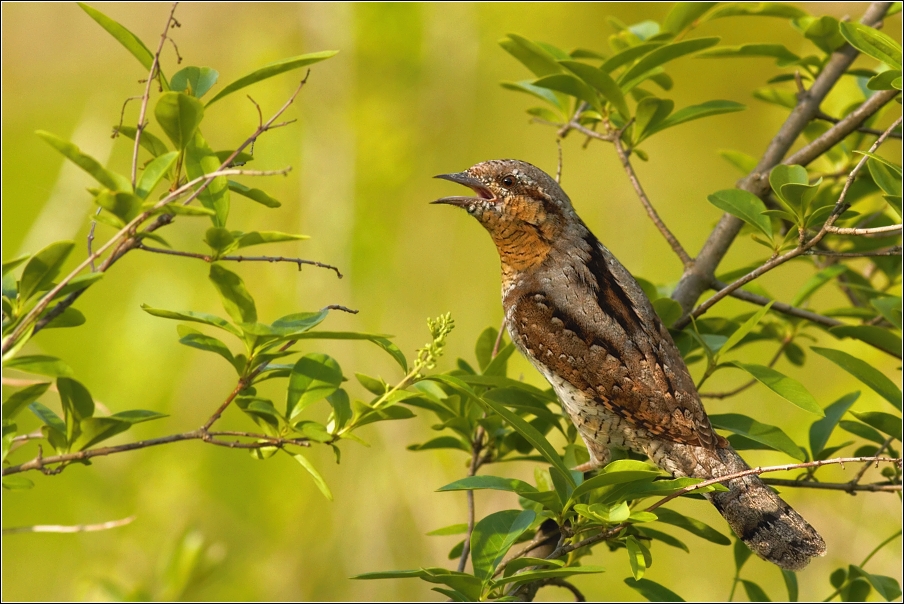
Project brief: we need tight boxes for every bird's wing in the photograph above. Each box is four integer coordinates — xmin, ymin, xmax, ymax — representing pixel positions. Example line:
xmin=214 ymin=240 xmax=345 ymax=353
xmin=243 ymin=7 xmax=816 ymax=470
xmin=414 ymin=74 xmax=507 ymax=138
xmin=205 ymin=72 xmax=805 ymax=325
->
xmin=510 ymin=238 xmax=718 ymax=449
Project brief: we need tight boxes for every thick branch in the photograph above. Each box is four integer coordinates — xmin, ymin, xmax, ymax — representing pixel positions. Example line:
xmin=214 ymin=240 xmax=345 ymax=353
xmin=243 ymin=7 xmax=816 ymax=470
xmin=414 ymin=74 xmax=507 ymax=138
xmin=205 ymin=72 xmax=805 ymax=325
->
xmin=675 ymin=116 xmax=902 ymax=329
xmin=671 ymin=1 xmax=896 ymax=313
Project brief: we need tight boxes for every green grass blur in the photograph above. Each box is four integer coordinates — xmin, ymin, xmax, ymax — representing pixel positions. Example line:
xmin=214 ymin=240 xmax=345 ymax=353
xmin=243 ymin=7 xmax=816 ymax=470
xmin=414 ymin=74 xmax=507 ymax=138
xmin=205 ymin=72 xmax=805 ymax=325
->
xmin=2 ymin=3 xmax=901 ymax=601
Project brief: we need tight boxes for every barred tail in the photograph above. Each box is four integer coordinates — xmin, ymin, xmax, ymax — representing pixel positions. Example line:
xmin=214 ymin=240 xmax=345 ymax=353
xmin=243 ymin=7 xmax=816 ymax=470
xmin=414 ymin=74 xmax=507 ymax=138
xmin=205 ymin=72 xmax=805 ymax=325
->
xmin=651 ymin=442 xmax=826 ymax=570
xmin=704 ymin=447 xmax=826 ymax=571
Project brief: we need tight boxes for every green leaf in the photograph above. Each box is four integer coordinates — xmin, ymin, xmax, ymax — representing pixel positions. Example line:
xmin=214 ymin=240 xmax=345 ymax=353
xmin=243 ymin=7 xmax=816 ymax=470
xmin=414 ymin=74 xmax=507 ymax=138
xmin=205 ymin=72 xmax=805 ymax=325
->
xmin=719 ymin=149 xmax=758 ymax=174
xmin=475 ymin=326 xmax=498 ymax=372
xmin=28 ymin=401 xmax=66 ymax=437
xmin=624 ymin=578 xmax=685 ymax=602
xmin=57 ymin=377 xmax=95 ymax=442
xmin=710 ymin=413 xmax=806 ymax=460
xmin=568 ymin=459 xmax=661 ymax=502
xmin=654 ymin=507 xmax=731 ymax=545
xmin=2 ymin=254 xmax=30 ymax=276
xmin=426 ymin=523 xmax=468 ymax=536
xmin=500 ymin=80 xmax=568 ymax=114
xmin=559 ymin=61 xmax=630 ymax=118
xmin=638 ymin=527 xmax=689 ymax=552
xmin=741 ymin=579 xmax=772 ymax=602
xmin=470 ymin=509 xmax=535 ymax=582
xmin=830 ymin=325 xmax=902 ymax=358
xmin=154 ymin=92 xmax=204 ymax=150
xmin=115 ymin=125 xmax=170 ymax=158
xmin=839 ymin=420 xmax=886 ymax=445
xmin=408 ymin=436 xmax=470 ymax=453
xmin=872 ymin=297 xmax=902 ymax=330
xmin=136 ymin=151 xmax=178 ymax=199
xmin=730 ymin=363 xmax=823 ymax=416
xmin=270 ymin=310 xmax=330 ymax=337
xmin=236 ymin=231 xmax=308 ymax=249
xmin=601 ymin=42 xmax=666 ymax=73
xmin=867 ymin=69 xmax=903 ymax=91
xmin=799 ymin=15 xmax=846 ymax=54
xmin=2 ymin=475 xmax=35 ymax=490
xmin=652 ymin=298 xmax=682 ymax=327
xmin=782 ymin=569 xmax=799 ymax=602
xmin=95 ymin=190 xmax=142 ymax=222
xmin=791 ymin=265 xmax=847 ymax=306
xmin=208 ymin=264 xmax=256 ymax=324
xmin=499 ymin=34 xmax=564 ymax=77
xmin=850 ymin=411 xmax=902 ymax=441
xmin=287 ymin=353 xmax=343 ymax=418
xmin=293 ymin=331 xmax=407 ymax=372
xmin=227 ymin=181 xmax=281 ymax=208
xmin=769 ymin=164 xmax=809 ymax=211
xmin=437 ymin=475 xmax=537 ymax=494
xmin=809 ymin=392 xmax=860 ymax=457
xmin=663 ymin=3 xmax=718 ymax=34
xmin=184 ymin=132 xmax=229 ymax=226
xmin=634 ymin=97 xmax=674 ymax=142
xmin=140 ymin=304 xmax=241 ymax=337
xmin=77 ymin=3 xmax=167 ymax=88
xmin=170 ymin=66 xmax=219 ymax=98
xmin=352 ymin=568 xmax=482 ymax=601
xmin=2 ymin=382 xmax=51 ymax=420
xmin=478 ymin=393 xmax=575 ymax=486
xmin=867 ymin=157 xmax=903 ymax=197
xmin=206 ymin=51 xmax=338 ymax=107
xmin=72 ymin=417 xmax=130 ymax=451
xmin=734 ymin=538 xmax=753 ymax=570
xmin=4 ymin=355 xmax=73 ymax=377
xmin=812 ymin=347 xmax=902 ymax=411
xmin=533 ymin=74 xmax=603 ymax=113
xmin=849 ymin=565 xmax=902 ymax=602
xmin=18 ymin=241 xmax=75 ymax=302
xmin=177 ymin=325 xmax=241 ymax=373
xmin=718 ymin=302 xmax=773 ymax=359
xmin=289 ymin=451 xmax=333 ymax=500
xmin=701 ymin=3 xmax=807 ymax=21
xmin=625 ymin=536 xmax=650 ymax=580
xmin=204 ymin=228 xmax=235 ymax=255
xmin=619 ymin=38 xmax=720 ymax=92
xmin=707 ymin=189 xmax=772 ymax=240
xmin=41 ymin=307 xmax=86 ymax=330
xmin=495 ymin=566 xmax=605 ymax=589
xmin=839 ymin=22 xmax=903 ymax=70
xmin=109 ymin=409 xmax=167 ymax=424
xmin=698 ymin=43 xmax=802 ymax=66
xmin=649 ymin=100 xmax=745 ymax=136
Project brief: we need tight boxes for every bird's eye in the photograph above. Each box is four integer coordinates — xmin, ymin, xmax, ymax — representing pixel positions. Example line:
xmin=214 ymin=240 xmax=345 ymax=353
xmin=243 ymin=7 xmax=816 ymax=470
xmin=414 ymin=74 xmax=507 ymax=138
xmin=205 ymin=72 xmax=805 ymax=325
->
xmin=501 ymin=175 xmax=515 ymax=187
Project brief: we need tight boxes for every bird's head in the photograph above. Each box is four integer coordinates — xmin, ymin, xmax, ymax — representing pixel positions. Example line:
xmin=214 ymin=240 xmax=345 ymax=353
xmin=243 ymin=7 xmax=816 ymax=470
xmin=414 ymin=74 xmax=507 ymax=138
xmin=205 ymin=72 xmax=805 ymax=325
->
xmin=432 ymin=159 xmax=579 ymax=274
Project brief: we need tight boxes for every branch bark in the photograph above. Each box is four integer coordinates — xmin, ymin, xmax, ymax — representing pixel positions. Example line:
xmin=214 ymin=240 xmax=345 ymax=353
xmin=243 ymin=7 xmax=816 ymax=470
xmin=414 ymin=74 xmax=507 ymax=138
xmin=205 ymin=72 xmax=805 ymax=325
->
xmin=671 ymin=1 xmax=896 ymax=314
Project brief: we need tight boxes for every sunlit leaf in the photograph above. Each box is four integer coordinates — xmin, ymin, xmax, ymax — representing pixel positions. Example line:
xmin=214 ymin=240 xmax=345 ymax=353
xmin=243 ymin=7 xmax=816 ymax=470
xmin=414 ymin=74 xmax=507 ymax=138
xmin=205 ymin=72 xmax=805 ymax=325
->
xmin=707 ymin=189 xmax=772 ymax=240
xmin=289 ymin=451 xmax=333 ymax=500
xmin=154 ymin=92 xmax=204 ymax=150
xmin=170 ymin=66 xmax=219 ymax=98
xmin=470 ymin=509 xmax=535 ymax=583
xmin=809 ymin=392 xmax=859 ymax=457
xmin=812 ymin=347 xmax=902 ymax=410
xmin=4 ymin=355 xmax=74 ymax=378
xmin=18 ymin=241 xmax=75 ymax=302
xmin=711 ymin=413 xmax=806 ymax=460
xmin=206 ymin=51 xmax=338 ymax=106
xmin=730 ymin=363 xmax=823 ymax=416
xmin=208 ymin=264 xmax=256 ymax=324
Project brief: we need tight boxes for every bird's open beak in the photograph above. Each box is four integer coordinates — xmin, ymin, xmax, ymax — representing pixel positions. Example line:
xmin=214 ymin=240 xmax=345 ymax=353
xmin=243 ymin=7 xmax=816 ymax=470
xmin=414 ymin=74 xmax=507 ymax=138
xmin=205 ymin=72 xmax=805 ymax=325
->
xmin=431 ymin=172 xmax=495 ymax=207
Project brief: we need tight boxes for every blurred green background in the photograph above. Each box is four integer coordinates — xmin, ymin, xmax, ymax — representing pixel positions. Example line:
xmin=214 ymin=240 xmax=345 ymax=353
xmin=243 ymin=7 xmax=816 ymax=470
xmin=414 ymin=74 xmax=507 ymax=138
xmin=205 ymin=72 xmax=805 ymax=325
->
xmin=2 ymin=3 xmax=900 ymax=601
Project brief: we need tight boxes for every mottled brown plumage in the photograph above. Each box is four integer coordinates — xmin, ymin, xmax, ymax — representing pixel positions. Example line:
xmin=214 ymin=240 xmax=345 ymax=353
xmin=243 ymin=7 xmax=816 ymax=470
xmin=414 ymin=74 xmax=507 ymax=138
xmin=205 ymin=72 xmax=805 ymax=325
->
xmin=434 ymin=159 xmax=826 ymax=570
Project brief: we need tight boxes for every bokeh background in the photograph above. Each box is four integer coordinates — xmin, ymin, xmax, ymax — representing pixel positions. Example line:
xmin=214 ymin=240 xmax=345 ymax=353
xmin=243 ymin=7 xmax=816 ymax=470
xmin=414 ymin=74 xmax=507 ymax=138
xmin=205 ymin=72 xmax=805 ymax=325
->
xmin=2 ymin=3 xmax=901 ymax=601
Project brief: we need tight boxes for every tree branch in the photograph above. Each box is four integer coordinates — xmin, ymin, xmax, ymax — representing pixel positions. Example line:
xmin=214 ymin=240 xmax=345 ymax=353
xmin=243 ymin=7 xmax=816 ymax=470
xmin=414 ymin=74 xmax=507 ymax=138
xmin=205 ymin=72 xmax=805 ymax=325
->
xmin=544 ymin=456 xmax=901 ymax=560
xmin=136 ymin=244 xmax=344 ymax=277
xmin=804 ymin=246 xmax=902 ymax=257
xmin=815 ymin=110 xmax=902 ymax=139
xmin=671 ymin=1 xmax=896 ymax=314
xmin=761 ymin=478 xmax=899 ymax=493
xmin=714 ymin=278 xmax=844 ymax=328
xmin=612 ymin=131 xmax=693 ymax=267
xmin=824 ymin=224 xmax=902 ymax=236
xmin=675 ymin=116 xmax=902 ymax=329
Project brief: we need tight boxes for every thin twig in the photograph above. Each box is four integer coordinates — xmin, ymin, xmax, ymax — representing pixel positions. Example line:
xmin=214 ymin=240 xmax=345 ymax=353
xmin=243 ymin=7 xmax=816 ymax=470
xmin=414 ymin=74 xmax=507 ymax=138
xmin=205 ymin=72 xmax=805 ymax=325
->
xmin=543 ymin=456 xmax=901 ymax=560
xmin=136 ymin=244 xmax=343 ymax=278
xmin=131 ymin=3 xmax=179 ymax=188
xmin=815 ymin=110 xmax=902 ymax=139
xmin=457 ymin=425 xmax=486 ymax=573
xmin=847 ymin=433 xmax=896 ymax=492
xmin=676 ymin=116 xmax=902 ymax=329
xmin=611 ymin=129 xmax=693 ymax=268
xmin=2 ymin=516 xmax=136 ymax=536
xmin=555 ymin=138 xmax=563 ymax=184
xmin=542 ymin=578 xmax=587 ymax=602
xmin=804 ymin=246 xmax=902 ymax=257
xmin=762 ymin=478 xmax=899 ymax=493
xmin=824 ymin=224 xmax=902 ymax=236
xmin=714 ymin=279 xmax=844 ymax=329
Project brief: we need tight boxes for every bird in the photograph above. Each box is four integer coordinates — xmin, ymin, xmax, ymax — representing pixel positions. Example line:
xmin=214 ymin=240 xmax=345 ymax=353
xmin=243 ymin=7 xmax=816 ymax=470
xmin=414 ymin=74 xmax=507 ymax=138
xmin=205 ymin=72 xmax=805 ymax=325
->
xmin=432 ymin=159 xmax=826 ymax=571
